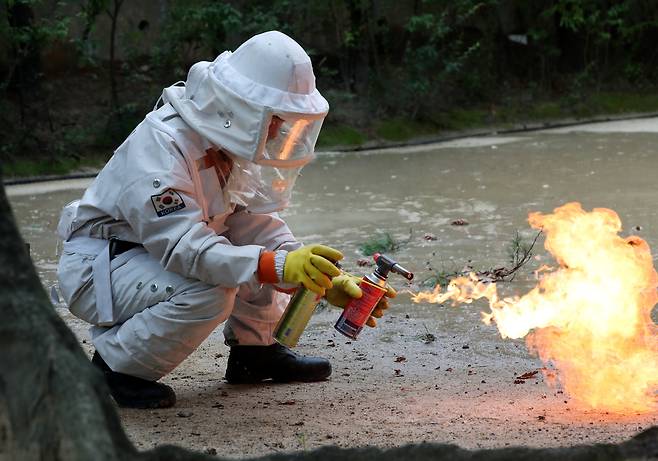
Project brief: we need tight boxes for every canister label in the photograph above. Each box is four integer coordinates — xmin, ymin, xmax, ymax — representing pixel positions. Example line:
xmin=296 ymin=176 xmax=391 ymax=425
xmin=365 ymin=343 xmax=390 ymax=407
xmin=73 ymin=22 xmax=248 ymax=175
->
xmin=343 ymin=282 xmax=386 ymax=326
xmin=334 ymin=278 xmax=386 ymax=339
xmin=274 ymin=288 xmax=321 ymax=347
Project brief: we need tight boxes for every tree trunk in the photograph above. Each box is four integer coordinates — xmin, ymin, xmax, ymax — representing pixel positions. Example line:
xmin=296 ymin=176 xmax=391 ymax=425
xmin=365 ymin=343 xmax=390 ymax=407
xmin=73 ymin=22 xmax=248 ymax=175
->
xmin=0 ymin=178 xmax=655 ymax=460
xmin=0 ymin=182 xmax=137 ymax=460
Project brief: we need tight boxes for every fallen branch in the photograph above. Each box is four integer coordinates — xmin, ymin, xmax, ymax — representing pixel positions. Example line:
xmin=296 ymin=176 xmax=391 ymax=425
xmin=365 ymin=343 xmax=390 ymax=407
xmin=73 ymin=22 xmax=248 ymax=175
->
xmin=422 ymin=230 xmax=542 ymax=288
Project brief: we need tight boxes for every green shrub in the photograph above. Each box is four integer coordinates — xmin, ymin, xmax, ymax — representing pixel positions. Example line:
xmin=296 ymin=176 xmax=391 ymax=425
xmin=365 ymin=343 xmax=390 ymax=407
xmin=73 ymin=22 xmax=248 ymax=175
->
xmin=359 ymin=232 xmax=400 ymax=256
xmin=374 ymin=119 xmax=438 ymax=142
xmin=317 ymin=124 xmax=366 ymax=148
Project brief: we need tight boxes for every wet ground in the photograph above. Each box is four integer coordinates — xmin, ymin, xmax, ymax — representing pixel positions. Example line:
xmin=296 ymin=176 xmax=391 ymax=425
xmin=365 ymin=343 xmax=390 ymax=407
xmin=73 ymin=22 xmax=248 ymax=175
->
xmin=7 ymin=119 xmax=658 ymax=457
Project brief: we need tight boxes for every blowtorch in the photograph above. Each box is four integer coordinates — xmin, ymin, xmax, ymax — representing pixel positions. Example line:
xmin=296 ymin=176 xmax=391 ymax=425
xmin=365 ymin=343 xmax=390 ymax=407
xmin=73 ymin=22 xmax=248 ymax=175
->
xmin=334 ymin=253 xmax=414 ymax=339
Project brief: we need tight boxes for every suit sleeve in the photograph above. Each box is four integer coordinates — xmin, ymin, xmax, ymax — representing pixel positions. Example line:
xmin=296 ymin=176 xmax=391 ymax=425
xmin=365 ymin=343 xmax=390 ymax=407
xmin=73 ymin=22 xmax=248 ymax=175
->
xmin=224 ymin=208 xmax=302 ymax=253
xmin=116 ymin=132 xmax=264 ymax=288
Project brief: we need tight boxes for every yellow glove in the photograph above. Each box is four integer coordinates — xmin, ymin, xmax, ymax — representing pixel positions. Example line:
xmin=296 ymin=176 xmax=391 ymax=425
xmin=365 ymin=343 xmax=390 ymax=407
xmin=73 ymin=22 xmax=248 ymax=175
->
xmin=283 ymin=244 xmax=343 ymax=295
xmin=325 ymin=273 xmax=397 ymax=328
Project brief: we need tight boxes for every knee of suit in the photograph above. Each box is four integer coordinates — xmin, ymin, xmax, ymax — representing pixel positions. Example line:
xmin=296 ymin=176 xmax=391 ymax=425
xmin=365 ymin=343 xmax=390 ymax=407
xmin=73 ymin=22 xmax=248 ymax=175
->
xmin=170 ymin=280 xmax=237 ymax=321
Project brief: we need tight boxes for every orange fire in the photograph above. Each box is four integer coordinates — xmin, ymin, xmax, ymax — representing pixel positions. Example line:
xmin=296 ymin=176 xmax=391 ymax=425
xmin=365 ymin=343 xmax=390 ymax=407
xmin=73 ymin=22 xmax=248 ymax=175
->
xmin=412 ymin=202 xmax=658 ymax=413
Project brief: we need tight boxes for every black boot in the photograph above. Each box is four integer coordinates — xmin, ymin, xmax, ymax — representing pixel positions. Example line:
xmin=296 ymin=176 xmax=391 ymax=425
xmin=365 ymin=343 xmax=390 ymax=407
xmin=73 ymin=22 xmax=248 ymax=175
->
xmin=225 ymin=343 xmax=332 ymax=384
xmin=92 ymin=351 xmax=176 ymax=409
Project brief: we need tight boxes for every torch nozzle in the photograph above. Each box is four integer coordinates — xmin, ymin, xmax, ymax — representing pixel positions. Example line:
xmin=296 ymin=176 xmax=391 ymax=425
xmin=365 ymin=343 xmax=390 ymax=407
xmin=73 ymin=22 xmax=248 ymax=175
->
xmin=373 ymin=253 xmax=414 ymax=281
xmin=392 ymin=263 xmax=414 ymax=281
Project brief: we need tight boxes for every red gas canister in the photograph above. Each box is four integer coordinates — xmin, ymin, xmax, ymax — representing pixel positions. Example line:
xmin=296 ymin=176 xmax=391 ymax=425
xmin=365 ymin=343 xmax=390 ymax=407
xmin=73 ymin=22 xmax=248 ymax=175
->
xmin=334 ymin=253 xmax=413 ymax=339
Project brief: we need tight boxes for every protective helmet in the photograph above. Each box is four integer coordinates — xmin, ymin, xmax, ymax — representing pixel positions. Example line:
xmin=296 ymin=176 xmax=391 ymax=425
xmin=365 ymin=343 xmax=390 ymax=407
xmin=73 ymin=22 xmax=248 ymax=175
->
xmin=164 ymin=30 xmax=328 ymax=168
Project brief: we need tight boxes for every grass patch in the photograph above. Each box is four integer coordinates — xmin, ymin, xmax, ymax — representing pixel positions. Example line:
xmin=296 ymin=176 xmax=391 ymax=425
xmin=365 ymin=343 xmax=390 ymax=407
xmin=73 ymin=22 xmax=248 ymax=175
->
xmin=358 ymin=230 xmax=412 ymax=256
xmin=374 ymin=119 xmax=439 ymax=142
xmin=10 ymin=89 xmax=658 ymax=176
xmin=3 ymin=152 xmax=108 ymax=179
xmin=433 ymin=109 xmax=487 ymax=131
xmin=359 ymin=232 xmax=400 ymax=256
xmin=3 ymin=158 xmax=78 ymax=177
xmin=588 ymin=91 xmax=658 ymax=114
xmin=527 ymin=101 xmax=564 ymax=120
xmin=317 ymin=124 xmax=366 ymax=148
xmin=421 ymin=269 xmax=457 ymax=289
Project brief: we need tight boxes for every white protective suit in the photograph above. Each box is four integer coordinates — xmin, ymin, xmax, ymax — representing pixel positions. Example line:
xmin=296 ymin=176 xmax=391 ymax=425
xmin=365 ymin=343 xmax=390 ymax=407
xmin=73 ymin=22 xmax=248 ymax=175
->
xmin=57 ymin=31 xmax=329 ymax=381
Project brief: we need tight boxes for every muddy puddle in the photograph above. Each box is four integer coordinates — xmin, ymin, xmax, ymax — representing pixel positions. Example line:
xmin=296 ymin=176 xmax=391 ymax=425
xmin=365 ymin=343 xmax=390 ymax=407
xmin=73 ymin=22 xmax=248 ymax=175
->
xmin=7 ymin=120 xmax=658 ymax=456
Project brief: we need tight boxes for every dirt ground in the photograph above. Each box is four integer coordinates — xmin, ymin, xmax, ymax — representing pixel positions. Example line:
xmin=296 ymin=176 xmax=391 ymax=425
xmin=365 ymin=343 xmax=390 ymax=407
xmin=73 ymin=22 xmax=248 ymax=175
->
xmin=11 ymin=119 xmax=658 ymax=458
xmin=60 ymin=303 xmax=656 ymax=459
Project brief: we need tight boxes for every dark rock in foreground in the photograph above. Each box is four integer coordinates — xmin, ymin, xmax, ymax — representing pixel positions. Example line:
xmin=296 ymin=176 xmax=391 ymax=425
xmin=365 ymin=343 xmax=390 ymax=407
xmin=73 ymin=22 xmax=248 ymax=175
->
xmin=147 ymin=426 xmax=657 ymax=461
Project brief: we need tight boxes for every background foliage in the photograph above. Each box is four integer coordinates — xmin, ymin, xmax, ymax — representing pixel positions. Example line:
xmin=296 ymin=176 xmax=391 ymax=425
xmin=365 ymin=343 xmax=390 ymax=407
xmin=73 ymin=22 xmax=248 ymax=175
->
xmin=2 ymin=0 xmax=658 ymax=176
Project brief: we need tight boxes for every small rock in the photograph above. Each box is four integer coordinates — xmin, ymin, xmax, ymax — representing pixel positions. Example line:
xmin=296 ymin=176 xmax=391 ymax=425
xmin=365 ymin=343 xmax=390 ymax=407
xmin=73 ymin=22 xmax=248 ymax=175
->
xmin=451 ymin=219 xmax=469 ymax=226
xmin=177 ymin=411 xmax=193 ymax=418
xmin=394 ymin=356 xmax=407 ymax=363
xmin=423 ymin=233 xmax=437 ymax=241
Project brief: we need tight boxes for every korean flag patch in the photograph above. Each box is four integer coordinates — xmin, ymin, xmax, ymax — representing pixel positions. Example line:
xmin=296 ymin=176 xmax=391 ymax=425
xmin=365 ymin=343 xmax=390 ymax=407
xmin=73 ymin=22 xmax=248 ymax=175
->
xmin=151 ymin=189 xmax=186 ymax=217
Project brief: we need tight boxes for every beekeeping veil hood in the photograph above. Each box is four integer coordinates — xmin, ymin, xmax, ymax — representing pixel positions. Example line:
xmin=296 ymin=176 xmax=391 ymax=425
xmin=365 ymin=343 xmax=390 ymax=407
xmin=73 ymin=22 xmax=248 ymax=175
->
xmin=163 ymin=30 xmax=329 ymax=213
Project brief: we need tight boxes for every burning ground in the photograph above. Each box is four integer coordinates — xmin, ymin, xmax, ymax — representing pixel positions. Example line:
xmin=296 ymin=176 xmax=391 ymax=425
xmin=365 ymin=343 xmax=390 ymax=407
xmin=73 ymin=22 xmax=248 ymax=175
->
xmin=411 ymin=203 xmax=658 ymax=414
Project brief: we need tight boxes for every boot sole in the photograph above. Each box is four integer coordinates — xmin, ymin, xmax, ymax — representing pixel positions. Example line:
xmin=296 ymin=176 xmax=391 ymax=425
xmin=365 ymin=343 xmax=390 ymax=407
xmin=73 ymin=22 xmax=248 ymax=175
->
xmin=271 ymin=371 xmax=332 ymax=383
xmin=226 ymin=371 xmax=331 ymax=384
xmin=112 ymin=394 xmax=177 ymax=409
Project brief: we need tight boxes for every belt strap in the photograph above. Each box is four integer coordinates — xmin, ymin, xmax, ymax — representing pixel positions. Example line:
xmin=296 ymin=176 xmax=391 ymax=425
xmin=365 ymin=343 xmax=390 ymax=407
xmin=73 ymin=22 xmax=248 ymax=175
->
xmin=63 ymin=237 xmax=114 ymax=326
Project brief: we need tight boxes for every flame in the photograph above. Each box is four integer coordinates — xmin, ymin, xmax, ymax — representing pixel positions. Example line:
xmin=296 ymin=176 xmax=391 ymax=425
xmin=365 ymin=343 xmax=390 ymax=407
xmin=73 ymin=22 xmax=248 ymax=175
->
xmin=412 ymin=202 xmax=658 ymax=413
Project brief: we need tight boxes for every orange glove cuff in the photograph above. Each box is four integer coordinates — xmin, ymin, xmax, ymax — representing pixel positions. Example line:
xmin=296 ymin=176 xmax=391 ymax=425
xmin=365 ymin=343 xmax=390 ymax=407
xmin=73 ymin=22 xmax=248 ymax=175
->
xmin=257 ymin=251 xmax=279 ymax=284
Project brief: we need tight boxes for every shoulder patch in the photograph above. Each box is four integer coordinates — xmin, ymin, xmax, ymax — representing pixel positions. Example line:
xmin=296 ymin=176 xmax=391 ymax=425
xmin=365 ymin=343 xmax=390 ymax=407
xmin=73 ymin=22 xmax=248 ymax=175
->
xmin=151 ymin=189 xmax=186 ymax=217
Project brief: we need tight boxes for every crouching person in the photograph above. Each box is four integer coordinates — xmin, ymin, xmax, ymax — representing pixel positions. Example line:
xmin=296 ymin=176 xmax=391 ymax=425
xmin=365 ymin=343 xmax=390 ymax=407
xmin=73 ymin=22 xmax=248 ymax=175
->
xmin=56 ymin=31 xmax=394 ymax=409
